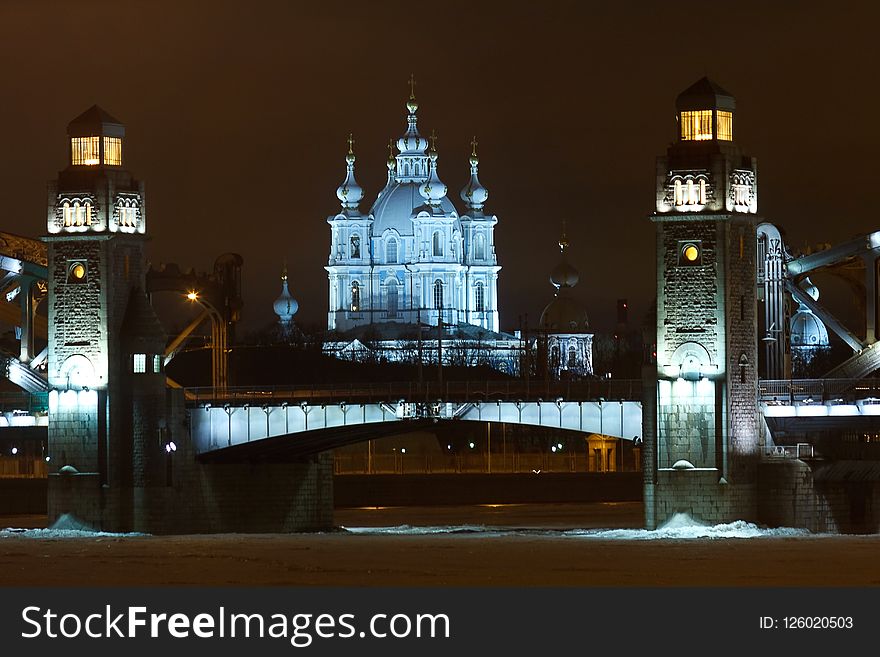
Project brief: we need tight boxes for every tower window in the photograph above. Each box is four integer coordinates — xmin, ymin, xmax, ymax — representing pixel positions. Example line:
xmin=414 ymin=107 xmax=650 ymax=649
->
xmin=474 ymin=282 xmax=485 ymax=312
xmin=71 ymin=137 xmax=100 ymax=165
xmin=678 ymin=241 xmax=702 ymax=266
xmin=133 ymin=354 xmax=146 ymax=373
xmin=474 ymin=233 xmax=486 ymax=260
xmin=118 ymin=201 xmax=138 ymax=228
xmin=716 ymin=111 xmax=733 ymax=141
xmin=350 ymin=281 xmax=360 ymax=312
xmin=386 ymin=237 xmax=398 ymax=264
xmin=680 ymin=110 xmax=713 ymax=141
xmin=153 ymin=355 xmax=162 ymax=373
xmin=66 ymin=260 xmax=88 ymax=284
xmin=432 ymin=231 xmax=444 ymax=257
xmin=567 ymin=344 xmax=577 ymax=368
xmin=103 ymin=137 xmax=122 ymax=165
xmin=433 ymin=279 xmax=444 ymax=309
xmin=350 ymin=234 xmax=361 ymax=259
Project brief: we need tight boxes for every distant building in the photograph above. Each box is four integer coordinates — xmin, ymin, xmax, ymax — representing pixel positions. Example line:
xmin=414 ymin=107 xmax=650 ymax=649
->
xmin=789 ymin=277 xmax=830 ymax=372
xmin=539 ymin=229 xmax=593 ymax=378
xmin=272 ymin=264 xmax=299 ymax=341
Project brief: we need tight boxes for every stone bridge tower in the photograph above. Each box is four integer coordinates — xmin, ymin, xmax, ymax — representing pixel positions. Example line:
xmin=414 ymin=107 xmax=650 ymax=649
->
xmin=644 ymin=78 xmax=760 ymax=528
xmin=44 ymin=106 xmax=168 ymax=532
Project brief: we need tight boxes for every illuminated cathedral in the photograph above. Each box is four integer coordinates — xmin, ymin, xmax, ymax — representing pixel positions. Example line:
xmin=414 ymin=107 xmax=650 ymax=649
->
xmin=324 ymin=83 xmax=519 ymax=370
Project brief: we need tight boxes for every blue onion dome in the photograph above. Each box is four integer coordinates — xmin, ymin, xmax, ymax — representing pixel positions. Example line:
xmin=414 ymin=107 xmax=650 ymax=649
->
xmin=419 ymin=139 xmax=447 ymax=204
xmin=550 ymin=230 xmax=579 ymax=288
xmin=397 ymin=91 xmax=427 ymax=155
xmin=336 ymin=134 xmax=364 ymax=210
xmin=460 ymin=137 xmax=489 ymax=211
xmin=273 ymin=265 xmax=298 ymax=322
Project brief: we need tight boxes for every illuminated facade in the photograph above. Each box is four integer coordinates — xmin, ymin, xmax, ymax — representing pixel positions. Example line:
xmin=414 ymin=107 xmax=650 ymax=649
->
xmin=325 ymin=89 xmax=500 ymax=336
xmin=645 ymin=77 xmax=760 ymax=528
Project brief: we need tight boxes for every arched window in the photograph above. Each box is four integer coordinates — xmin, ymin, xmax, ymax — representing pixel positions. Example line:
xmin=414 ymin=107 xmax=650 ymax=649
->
xmin=350 ymin=234 xmax=361 ymax=259
xmin=74 ymin=201 xmax=84 ymax=226
xmin=474 ymin=282 xmax=485 ymax=312
xmin=386 ymin=279 xmax=398 ymax=318
xmin=698 ymin=179 xmax=706 ymax=205
xmin=63 ymin=201 xmax=71 ymax=227
xmin=432 ymin=231 xmax=444 ymax=257
xmin=433 ymin=279 xmax=443 ymax=309
xmin=474 ymin=233 xmax=486 ymax=260
xmin=550 ymin=345 xmax=560 ymax=370
xmin=674 ymin=179 xmax=683 ymax=206
xmin=386 ymin=237 xmax=398 ymax=264
xmin=687 ymin=179 xmax=696 ymax=205
xmin=567 ymin=344 xmax=577 ymax=368
xmin=350 ymin=281 xmax=360 ymax=312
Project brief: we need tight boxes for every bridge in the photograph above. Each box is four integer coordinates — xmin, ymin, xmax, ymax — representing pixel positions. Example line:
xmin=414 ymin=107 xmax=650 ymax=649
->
xmin=187 ymin=380 xmax=644 ymax=461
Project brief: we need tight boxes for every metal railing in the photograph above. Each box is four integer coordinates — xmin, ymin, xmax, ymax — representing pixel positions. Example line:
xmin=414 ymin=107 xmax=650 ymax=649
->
xmin=184 ymin=379 xmax=643 ymax=406
xmin=759 ymin=378 xmax=880 ymax=402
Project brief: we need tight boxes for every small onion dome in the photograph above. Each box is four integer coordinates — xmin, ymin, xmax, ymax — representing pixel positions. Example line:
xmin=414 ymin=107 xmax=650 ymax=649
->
xmin=550 ymin=261 xmax=579 ymax=289
xmin=800 ymin=276 xmax=820 ymax=302
xmin=336 ymin=134 xmax=364 ymax=209
xmin=460 ymin=146 xmax=489 ymax=211
xmin=397 ymin=96 xmax=427 ymax=155
xmin=540 ymin=289 xmax=590 ymax=333
xmin=273 ymin=268 xmax=298 ymax=323
xmin=420 ymin=147 xmax=447 ymax=204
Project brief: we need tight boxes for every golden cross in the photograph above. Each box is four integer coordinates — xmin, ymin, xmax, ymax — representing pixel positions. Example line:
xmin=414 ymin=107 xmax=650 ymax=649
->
xmin=387 ymin=139 xmax=394 ymax=158
xmin=408 ymin=74 xmax=416 ymax=99
xmin=470 ymin=136 xmax=478 ymax=157
xmin=347 ymin=133 xmax=354 ymax=155
xmin=430 ymin=130 xmax=437 ymax=151
xmin=559 ymin=218 xmax=569 ymax=251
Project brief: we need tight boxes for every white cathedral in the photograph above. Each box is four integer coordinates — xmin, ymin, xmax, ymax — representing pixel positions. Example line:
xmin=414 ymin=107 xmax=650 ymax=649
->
xmin=324 ymin=86 xmax=520 ymax=369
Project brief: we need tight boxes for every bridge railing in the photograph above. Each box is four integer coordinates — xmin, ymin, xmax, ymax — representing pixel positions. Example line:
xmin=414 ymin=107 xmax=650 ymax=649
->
xmin=183 ymin=379 xmax=643 ymax=405
xmin=759 ymin=378 xmax=880 ymax=402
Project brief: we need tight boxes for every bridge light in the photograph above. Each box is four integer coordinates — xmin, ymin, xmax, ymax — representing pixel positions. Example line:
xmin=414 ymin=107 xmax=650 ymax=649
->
xmin=186 ymin=290 xmax=199 ymax=301
xmin=400 ymin=448 xmax=406 ymax=454
xmin=11 ymin=447 xmax=18 ymax=455
xmin=447 ymin=444 xmax=452 ymax=450
xmin=469 ymin=442 xmax=475 ymax=449
xmin=204 ymin=403 xmax=211 ymax=411
xmin=45 ymin=456 xmax=51 ymax=462
xmin=551 ymin=445 xmax=557 ymax=453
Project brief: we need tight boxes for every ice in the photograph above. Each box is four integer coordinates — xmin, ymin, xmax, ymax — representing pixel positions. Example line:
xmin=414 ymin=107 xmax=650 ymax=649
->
xmin=344 ymin=515 xmax=810 ymax=540
xmin=1 ymin=514 xmax=146 ymax=539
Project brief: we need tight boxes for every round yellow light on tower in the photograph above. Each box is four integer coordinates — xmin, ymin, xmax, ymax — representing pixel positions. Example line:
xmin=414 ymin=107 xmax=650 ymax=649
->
xmin=71 ymin=263 xmax=86 ymax=280
xmin=683 ymin=244 xmax=699 ymax=262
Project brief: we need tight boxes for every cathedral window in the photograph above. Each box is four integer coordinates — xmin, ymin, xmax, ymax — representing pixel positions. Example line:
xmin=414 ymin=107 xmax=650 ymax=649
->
xmin=432 ymin=231 xmax=444 ymax=257
xmin=350 ymin=234 xmax=361 ymax=259
xmin=386 ymin=280 xmax=398 ymax=318
xmin=567 ymin=345 xmax=577 ymax=369
xmin=102 ymin=137 xmax=122 ymax=165
xmin=386 ymin=237 xmax=398 ymax=264
xmin=474 ymin=282 xmax=485 ymax=312
xmin=474 ymin=233 xmax=486 ymax=260
xmin=71 ymin=137 xmax=100 ymax=165
xmin=716 ymin=111 xmax=733 ymax=141
xmin=350 ymin=281 xmax=360 ymax=312
xmin=550 ymin=345 xmax=560 ymax=371
xmin=433 ymin=279 xmax=444 ymax=309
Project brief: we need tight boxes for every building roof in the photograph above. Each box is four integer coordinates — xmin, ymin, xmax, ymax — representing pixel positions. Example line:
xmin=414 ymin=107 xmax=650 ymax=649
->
xmin=67 ymin=105 xmax=125 ymax=137
xmin=120 ymin=288 xmax=167 ymax=353
xmin=675 ymin=76 xmax=736 ymax=112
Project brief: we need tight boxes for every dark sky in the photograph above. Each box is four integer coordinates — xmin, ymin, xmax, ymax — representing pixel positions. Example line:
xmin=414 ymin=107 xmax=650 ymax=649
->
xmin=0 ymin=1 xmax=877 ymax=334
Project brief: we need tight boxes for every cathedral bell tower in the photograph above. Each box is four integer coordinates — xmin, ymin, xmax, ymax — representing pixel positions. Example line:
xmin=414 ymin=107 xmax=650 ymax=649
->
xmin=645 ymin=78 xmax=760 ymax=528
xmin=45 ymin=106 xmax=167 ymax=532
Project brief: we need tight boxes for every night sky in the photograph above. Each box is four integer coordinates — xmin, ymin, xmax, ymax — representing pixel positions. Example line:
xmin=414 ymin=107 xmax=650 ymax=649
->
xmin=0 ymin=1 xmax=876 ymax=334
